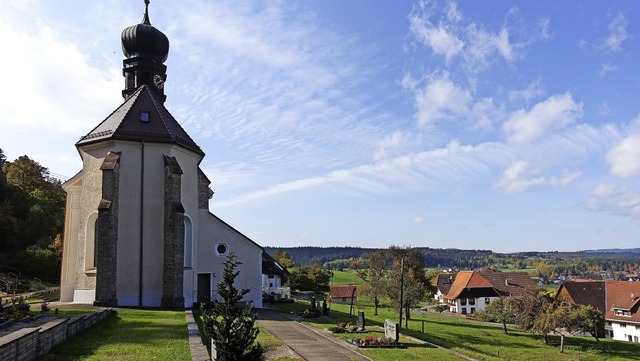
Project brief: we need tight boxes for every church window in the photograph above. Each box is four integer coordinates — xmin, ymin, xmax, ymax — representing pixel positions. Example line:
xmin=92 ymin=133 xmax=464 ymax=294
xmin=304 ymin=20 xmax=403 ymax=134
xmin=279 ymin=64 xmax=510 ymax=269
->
xmin=85 ymin=213 xmax=98 ymax=272
xmin=184 ymin=216 xmax=193 ymax=268
xmin=215 ymin=242 xmax=228 ymax=256
xmin=139 ymin=111 xmax=150 ymax=122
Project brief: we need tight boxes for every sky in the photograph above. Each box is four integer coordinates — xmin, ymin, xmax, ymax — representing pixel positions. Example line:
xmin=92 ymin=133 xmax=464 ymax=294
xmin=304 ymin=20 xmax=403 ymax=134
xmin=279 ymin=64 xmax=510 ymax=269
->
xmin=2 ymin=0 xmax=640 ymax=253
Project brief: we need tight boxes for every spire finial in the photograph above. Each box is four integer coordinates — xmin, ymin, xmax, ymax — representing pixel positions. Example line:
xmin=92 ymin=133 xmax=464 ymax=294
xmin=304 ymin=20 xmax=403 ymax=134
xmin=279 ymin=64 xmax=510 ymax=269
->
xmin=142 ymin=0 xmax=151 ymax=25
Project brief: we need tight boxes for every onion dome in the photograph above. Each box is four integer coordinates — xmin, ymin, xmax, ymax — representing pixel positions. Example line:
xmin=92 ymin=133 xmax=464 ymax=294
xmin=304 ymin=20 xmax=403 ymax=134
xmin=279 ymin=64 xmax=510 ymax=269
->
xmin=121 ymin=1 xmax=169 ymax=63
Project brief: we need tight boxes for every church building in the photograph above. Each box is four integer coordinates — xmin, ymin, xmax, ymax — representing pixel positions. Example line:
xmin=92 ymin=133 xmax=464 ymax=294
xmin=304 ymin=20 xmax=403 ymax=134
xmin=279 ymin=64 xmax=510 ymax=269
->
xmin=59 ymin=2 xmax=264 ymax=309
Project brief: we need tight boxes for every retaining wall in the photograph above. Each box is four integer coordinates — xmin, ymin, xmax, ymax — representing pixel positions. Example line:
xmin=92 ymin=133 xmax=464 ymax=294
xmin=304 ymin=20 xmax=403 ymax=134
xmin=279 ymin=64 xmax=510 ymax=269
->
xmin=0 ymin=308 xmax=112 ymax=361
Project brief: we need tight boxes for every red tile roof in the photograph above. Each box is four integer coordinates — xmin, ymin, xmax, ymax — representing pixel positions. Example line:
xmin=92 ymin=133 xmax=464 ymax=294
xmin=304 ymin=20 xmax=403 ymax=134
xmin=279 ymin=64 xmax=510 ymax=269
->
xmin=556 ymin=281 xmax=606 ymax=313
xmin=330 ymin=285 xmax=357 ymax=298
xmin=605 ymin=281 xmax=640 ymax=324
xmin=445 ymin=271 xmax=493 ymax=299
xmin=444 ymin=271 xmax=537 ymax=300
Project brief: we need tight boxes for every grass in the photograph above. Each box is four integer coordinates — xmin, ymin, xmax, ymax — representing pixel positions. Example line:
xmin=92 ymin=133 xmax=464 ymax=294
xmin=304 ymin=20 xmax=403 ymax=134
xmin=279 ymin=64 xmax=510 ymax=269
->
xmin=331 ymin=269 xmax=365 ymax=286
xmin=275 ymin=300 xmax=640 ymax=361
xmin=40 ymin=308 xmax=190 ymax=361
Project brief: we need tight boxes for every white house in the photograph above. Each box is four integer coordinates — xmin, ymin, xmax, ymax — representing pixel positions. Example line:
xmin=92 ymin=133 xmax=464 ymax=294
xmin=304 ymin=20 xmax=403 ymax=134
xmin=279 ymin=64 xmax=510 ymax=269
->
xmin=59 ymin=2 xmax=263 ymax=309
xmin=604 ymin=281 xmax=640 ymax=342
xmin=444 ymin=271 xmax=537 ymax=315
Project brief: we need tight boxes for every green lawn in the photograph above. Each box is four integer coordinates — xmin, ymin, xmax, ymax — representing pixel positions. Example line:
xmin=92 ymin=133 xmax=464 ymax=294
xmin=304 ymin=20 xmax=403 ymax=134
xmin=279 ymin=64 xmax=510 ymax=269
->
xmin=41 ymin=308 xmax=190 ymax=361
xmin=331 ymin=269 xmax=365 ymax=286
xmin=276 ymin=300 xmax=640 ymax=361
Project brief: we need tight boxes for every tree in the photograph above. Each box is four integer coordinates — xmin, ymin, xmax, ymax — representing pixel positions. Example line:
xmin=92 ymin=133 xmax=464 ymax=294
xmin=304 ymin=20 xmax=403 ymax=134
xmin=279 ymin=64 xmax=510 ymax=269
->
xmin=532 ymin=301 xmax=572 ymax=351
xmin=272 ymin=250 xmax=293 ymax=268
xmin=568 ymin=305 xmax=604 ymax=343
xmin=478 ymin=297 xmax=515 ymax=335
xmin=510 ymin=288 xmax=552 ymax=332
xmin=355 ymin=249 xmax=388 ymax=316
xmin=385 ymin=246 xmax=429 ymax=325
xmin=201 ymin=253 xmax=264 ymax=361
xmin=288 ymin=264 xmax=331 ymax=293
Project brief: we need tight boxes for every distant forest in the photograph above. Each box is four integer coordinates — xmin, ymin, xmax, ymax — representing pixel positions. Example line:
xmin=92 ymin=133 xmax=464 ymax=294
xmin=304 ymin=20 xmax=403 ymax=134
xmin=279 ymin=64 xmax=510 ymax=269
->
xmin=265 ymin=246 xmax=640 ymax=280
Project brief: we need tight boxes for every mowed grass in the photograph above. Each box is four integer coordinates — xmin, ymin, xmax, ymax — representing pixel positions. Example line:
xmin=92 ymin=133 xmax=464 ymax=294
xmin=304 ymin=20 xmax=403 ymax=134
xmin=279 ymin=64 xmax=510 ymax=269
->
xmin=276 ymin=300 xmax=640 ymax=361
xmin=331 ymin=269 xmax=365 ymax=286
xmin=41 ymin=308 xmax=190 ymax=361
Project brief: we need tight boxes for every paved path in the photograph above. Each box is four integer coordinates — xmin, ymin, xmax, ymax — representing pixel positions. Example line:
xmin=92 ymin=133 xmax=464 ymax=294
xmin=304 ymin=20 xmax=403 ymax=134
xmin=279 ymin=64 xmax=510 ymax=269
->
xmin=256 ymin=309 xmax=372 ymax=361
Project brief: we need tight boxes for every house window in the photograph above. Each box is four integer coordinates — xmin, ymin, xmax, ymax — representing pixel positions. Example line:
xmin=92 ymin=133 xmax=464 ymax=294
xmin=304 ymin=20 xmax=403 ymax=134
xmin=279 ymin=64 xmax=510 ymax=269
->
xmin=620 ymin=323 xmax=627 ymax=328
xmin=485 ymin=298 xmax=491 ymax=304
xmin=140 ymin=111 xmax=150 ymax=122
xmin=85 ymin=213 xmax=98 ymax=271
xmin=461 ymin=298 xmax=467 ymax=306
xmin=268 ymin=274 xmax=275 ymax=279
xmin=269 ymin=283 xmax=273 ymax=288
xmin=635 ymin=336 xmax=639 ymax=342
xmin=469 ymin=298 xmax=475 ymax=305
xmin=470 ymin=307 xmax=475 ymax=314
xmin=461 ymin=308 xmax=467 ymax=314
xmin=215 ymin=243 xmax=229 ymax=256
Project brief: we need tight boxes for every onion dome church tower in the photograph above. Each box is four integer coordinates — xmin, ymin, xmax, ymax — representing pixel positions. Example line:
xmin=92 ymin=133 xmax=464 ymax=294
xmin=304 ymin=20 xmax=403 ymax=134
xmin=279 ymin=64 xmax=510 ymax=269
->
xmin=59 ymin=1 xmax=264 ymax=309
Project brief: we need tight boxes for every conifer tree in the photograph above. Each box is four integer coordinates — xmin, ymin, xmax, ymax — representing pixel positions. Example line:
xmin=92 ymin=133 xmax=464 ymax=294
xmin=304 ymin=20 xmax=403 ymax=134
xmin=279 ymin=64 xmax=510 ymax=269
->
xmin=202 ymin=253 xmax=264 ymax=361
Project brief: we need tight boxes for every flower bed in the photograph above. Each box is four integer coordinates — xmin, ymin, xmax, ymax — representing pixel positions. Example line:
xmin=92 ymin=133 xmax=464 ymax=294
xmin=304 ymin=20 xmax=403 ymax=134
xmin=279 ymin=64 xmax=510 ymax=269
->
xmin=347 ymin=335 xmax=404 ymax=348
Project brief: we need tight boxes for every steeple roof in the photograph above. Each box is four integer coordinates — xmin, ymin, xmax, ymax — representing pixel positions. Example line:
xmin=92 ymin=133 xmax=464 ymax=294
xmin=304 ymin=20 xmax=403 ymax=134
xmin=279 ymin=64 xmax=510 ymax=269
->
xmin=77 ymin=85 xmax=204 ymax=157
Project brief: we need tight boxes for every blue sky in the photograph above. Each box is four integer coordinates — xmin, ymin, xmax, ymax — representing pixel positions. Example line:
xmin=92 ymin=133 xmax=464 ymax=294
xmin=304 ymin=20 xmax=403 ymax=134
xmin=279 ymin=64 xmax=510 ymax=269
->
xmin=2 ymin=0 xmax=640 ymax=252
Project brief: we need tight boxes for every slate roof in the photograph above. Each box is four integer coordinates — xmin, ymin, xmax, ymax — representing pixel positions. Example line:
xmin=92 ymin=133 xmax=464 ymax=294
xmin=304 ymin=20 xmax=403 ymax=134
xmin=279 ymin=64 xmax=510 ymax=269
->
xmin=330 ymin=285 xmax=357 ymax=298
xmin=77 ymin=85 xmax=204 ymax=156
xmin=432 ymin=273 xmax=456 ymax=295
xmin=605 ymin=281 xmax=640 ymax=324
xmin=262 ymin=252 xmax=290 ymax=279
xmin=556 ymin=280 xmax=606 ymax=313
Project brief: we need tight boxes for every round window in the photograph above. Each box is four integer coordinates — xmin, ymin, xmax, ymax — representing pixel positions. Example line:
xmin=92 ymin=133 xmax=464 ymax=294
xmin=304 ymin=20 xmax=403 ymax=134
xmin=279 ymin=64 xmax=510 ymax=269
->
xmin=216 ymin=243 xmax=228 ymax=256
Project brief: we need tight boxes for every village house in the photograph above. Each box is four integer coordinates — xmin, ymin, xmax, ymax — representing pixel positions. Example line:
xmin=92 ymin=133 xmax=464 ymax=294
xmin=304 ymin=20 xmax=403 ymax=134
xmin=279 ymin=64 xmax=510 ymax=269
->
xmin=555 ymin=280 xmax=606 ymax=314
xmin=330 ymin=285 xmax=357 ymax=305
xmin=59 ymin=2 xmax=264 ymax=309
xmin=431 ymin=272 xmax=456 ymax=304
xmin=604 ymin=281 xmax=640 ymax=342
xmin=443 ymin=271 xmax=536 ymax=315
xmin=262 ymin=252 xmax=290 ymax=301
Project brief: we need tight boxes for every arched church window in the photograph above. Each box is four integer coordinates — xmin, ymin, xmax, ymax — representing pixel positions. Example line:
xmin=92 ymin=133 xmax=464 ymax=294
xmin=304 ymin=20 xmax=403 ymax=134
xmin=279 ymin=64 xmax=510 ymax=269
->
xmin=184 ymin=216 xmax=193 ymax=268
xmin=85 ymin=213 xmax=98 ymax=271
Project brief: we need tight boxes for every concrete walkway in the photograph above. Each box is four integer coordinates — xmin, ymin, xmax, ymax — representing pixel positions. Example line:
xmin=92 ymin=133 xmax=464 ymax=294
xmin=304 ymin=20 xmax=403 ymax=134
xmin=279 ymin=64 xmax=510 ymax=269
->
xmin=256 ymin=309 xmax=372 ymax=361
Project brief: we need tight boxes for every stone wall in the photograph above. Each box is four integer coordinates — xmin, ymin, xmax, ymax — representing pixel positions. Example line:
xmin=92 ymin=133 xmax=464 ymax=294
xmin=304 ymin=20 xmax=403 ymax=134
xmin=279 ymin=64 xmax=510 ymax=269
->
xmin=0 ymin=309 xmax=112 ymax=361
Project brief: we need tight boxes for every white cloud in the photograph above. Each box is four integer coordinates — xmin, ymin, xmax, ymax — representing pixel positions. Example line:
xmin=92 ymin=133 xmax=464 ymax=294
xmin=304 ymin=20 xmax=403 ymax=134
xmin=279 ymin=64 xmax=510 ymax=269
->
xmin=464 ymin=24 xmax=516 ymax=70
xmin=495 ymin=160 xmax=581 ymax=194
xmin=374 ymin=131 xmax=416 ymax=161
xmin=602 ymin=13 xmax=628 ymax=52
xmin=587 ymin=184 xmax=640 ymax=219
xmin=538 ymin=17 xmax=551 ymax=40
xmin=409 ymin=14 xmax=464 ymax=61
xmin=606 ymin=134 xmax=640 ymax=179
xmin=599 ymin=63 xmax=617 ymax=77
xmin=415 ymin=74 xmax=472 ymax=126
xmin=0 ymin=21 xmax=121 ymax=132
xmin=414 ymin=216 xmax=425 ymax=223
xmin=509 ymin=78 xmax=544 ymax=102
xmin=503 ymin=92 xmax=583 ymax=144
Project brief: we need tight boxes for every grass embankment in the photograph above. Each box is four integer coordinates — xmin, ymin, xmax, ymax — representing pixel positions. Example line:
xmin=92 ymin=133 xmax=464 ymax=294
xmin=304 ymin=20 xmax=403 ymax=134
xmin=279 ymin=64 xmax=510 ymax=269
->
xmin=276 ymin=300 xmax=639 ymax=361
xmin=331 ymin=269 xmax=365 ymax=286
xmin=41 ymin=308 xmax=190 ymax=361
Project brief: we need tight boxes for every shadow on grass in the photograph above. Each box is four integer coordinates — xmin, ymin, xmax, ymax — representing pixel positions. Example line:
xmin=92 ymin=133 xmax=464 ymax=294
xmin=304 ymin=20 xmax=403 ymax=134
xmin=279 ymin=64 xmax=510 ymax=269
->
xmin=41 ymin=310 xmax=189 ymax=361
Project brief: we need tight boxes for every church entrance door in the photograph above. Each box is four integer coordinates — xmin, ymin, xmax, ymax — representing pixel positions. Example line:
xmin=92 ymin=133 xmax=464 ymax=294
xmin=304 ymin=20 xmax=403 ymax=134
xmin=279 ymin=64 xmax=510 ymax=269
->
xmin=197 ymin=273 xmax=211 ymax=303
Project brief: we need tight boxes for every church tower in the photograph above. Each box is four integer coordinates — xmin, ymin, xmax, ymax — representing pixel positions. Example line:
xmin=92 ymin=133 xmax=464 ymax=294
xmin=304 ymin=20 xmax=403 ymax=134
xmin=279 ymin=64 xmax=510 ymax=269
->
xmin=60 ymin=1 xmax=265 ymax=310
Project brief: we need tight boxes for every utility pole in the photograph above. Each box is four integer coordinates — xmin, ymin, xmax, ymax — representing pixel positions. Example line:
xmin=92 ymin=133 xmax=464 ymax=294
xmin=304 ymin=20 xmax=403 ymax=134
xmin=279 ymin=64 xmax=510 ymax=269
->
xmin=399 ymin=257 xmax=405 ymax=327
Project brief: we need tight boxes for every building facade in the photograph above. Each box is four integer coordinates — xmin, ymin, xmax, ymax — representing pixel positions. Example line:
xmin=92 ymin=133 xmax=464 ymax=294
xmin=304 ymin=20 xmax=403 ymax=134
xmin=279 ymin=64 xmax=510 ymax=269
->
xmin=60 ymin=2 xmax=263 ymax=309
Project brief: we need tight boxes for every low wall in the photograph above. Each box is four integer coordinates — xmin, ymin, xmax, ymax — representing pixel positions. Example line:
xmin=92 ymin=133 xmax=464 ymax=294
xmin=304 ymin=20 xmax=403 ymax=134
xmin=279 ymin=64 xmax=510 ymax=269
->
xmin=0 ymin=308 xmax=112 ymax=361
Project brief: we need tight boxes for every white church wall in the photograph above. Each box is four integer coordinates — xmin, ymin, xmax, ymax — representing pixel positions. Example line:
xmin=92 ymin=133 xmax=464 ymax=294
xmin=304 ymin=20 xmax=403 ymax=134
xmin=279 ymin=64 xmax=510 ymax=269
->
xmin=197 ymin=211 xmax=263 ymax=308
